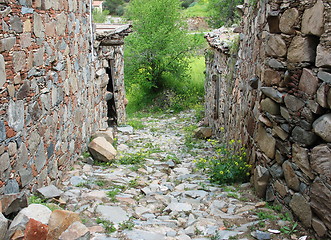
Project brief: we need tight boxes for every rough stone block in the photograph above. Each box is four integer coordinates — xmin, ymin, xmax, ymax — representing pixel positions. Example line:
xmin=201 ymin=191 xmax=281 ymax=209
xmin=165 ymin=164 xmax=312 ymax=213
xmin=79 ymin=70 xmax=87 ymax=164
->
xmin=317 ymin=82 xmax=329 ymax=108
xmin=284 ymin=94 xmax=305 ymax=112
xmin=0 ymin=54 xmax=5 ymax=87
xmin=282 ymin=161 xmax=300 ymax=192
xmin=0 ymin=193 xmax=28 ymax=215
xmin=301 ymin=0 xmax=324 ymax=36
xmin=261 ymin=98 xmax=280 ymax=115
xmin=33 ymin=47 xmax=44 ymax=67
xmin=0 ymin=37 xmax=16 ymax=52
xmin=35 ymin=140 xmax=46 ymax=173
xmin=312 ymin=217 xmax=327 ymax=237
xmin=266 ymin=34 xmax=287 ymax=57
xmin=311 ymin=144 xmax=331 ymax=185
xmin=96 ymin=205 xmax=130 ymax=224
xmin=256 ymin=124 xmax=276 ymax=159
xmin=88 ymin=137 xmax=117 ymax=162
xmin=33 ymin=13 xmax=45 ymax=38
xmin=253 ymin=165 xmax=270 ymax=198
xmin=289 ymin=193 xmax=312 ymax=227
xmin=59 ymin=221 xmax=90 ymax=240
xmin=10 ymin=15 xmax=23 ymax=33
xmin=47 ymin=210 xmax=80 ymax=240
xmin=287 ymin=36 xmax=317 ymax=63
xmin=316 ymin=44 xmax=331 ymax=68
xmin=311 ymin=178 xmax=331 ymax=229
xmin=279 ymin=8 xmax=299 ymax=34
xmin=313 ymin=114 xmax=331 ymax=142
xmin=274 ymin=180 xmax=288 ymax=198
xmin=261 ymin=87 xmax=284 ymax=103
xmin=19 ymin=168 xmax=33 ymax=187
xmin=299 ymin=68 xmax=319 ymax=96
xmin=292 ymin=144 xmax=313 ymax=179
xmin=13 ymin=51 xmax=26 ymax=72
xmin=56 ymin=12 xmax=67 ymax=35
xmin=37 ymin=185 xmax=63 ymax=199
xmin=8 ymin=100 xmax=24 ymax=132
xmin=262 ymin=68 xmax=281 ymax=86
xmin=292 ymin=126 xmax=317 ymax=146
xmin=318 ymin=70 xmax=331 ymax=84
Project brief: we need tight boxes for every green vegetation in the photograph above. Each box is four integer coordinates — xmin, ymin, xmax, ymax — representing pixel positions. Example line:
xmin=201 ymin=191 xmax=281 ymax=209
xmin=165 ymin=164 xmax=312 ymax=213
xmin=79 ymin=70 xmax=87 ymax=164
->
xmin=92 ymin=9 xmax=110 ymax=23
xmin=82 ymin=152 xmax=91 ymax=158
xmin=29 ymin=195 xmax=45 ymax=204
xmin=107 ymin=187 xmax=121 ymax=202
xmin=95 ymin=180 xmax=106 ymax=187
xmin=124 ymin=0 xmax=205 ymax=115
xmin=194 ymin=139 xmax=251 ymax=184
xmin=126 ymin=119 xmax=145 ymax=130
xmin=183 ymin=0 xmax=209 ymax=17
xmin=118 ymin=219 xmax=135 ymax=230
xmin=281 ymin=222 xmax=298 ymax=235
xmin=117 ymin=151 xmax=147 ymax=166
xmin=96 ymin=218 xmax=117 ymax=233
xmin=103 ymin=0 xmax=129 ymax=16
xmin=28 ymin=195 xmax=62 ymax=211
xmin=207 ymin=0 xmax=244 ymax=28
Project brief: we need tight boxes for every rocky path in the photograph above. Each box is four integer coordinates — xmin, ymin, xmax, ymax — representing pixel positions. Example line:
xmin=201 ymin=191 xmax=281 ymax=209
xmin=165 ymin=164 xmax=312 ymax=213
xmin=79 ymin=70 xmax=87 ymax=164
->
xmin=6 ymin=110 xmax=313 ymax=240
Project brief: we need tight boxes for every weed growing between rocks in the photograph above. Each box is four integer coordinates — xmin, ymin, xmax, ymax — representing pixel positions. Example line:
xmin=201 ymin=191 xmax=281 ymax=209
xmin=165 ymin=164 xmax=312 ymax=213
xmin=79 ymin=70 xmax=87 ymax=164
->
xmin=118 ymin=219 xmax=135 ymax=231
xmin=194 ymin=139 xmax=251 ymax=184
xmin=28 ymin=195 xmax=63 ymax=211
xmin=96 ymin=218 xmax=116 ymax=234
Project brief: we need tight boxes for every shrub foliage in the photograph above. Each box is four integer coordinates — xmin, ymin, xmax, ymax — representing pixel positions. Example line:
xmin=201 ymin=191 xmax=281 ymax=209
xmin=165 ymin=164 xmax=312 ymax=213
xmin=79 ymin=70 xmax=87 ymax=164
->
xmin=124 ymin=0 xmax=197 ymax=93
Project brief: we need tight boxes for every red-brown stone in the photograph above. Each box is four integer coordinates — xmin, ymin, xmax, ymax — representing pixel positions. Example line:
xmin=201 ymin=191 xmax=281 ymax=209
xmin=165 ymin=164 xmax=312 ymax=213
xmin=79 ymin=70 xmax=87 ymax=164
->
xmin=24 ymin=218 xmax=48 ymax=240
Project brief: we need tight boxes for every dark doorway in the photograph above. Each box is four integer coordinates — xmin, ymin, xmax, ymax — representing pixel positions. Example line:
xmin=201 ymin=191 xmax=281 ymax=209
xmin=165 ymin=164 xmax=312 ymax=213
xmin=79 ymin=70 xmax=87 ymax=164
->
xmin=106 ymin=64 xmax=117 ymax=126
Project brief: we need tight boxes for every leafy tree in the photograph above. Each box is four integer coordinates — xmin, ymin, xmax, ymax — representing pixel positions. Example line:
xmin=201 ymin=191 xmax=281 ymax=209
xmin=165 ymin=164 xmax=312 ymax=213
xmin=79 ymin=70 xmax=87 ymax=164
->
xmin=207 ymin=0 xmax=244 ymax=28
xmin=103 ymin=0 xmax=129 ymax=16
xmin=92 ymin=9 xmax=110 ymax=23
xmin=124 ymin=0 xmax=197 ymax=92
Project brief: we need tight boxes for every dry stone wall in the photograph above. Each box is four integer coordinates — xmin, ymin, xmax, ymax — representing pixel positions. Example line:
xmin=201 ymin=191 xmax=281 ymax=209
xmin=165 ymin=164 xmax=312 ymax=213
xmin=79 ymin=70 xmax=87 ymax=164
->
xmin=205 ymin=0 xmax=331 ymax=237
xmin=0 ymin=1 xmax=127 ymax=195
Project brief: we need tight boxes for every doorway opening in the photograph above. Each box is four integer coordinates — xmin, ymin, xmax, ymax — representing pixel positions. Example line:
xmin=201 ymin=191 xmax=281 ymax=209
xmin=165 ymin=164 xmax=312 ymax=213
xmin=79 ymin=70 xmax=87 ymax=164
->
xmin=106 ymin=64 xmax=117 ymax=126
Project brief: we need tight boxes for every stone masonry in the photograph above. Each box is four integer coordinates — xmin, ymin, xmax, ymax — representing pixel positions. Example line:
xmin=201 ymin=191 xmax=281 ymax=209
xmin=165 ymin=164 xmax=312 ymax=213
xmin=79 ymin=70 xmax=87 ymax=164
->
xmin=205 ymin=0 xmax=331 ymax=238
xmin=0 ymin=1 xmax=129 ymax=196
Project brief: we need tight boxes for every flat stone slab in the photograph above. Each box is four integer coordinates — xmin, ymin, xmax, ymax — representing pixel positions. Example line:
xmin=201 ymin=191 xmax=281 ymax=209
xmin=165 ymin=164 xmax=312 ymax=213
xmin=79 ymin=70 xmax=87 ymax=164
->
xmin=123 ymin=229 xmax=165 ymax=240
xmin=95 ymin=205 xmax=130 ymax=224
xmin=165 ymin=203 xmax=192 ymax=212
xmin=37 ymin=185 xmax=63 ymax=199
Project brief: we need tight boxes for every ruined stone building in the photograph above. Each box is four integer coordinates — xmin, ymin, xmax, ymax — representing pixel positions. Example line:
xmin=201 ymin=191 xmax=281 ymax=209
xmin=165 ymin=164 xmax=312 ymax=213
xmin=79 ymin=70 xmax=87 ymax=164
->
xmin=0 ymin=0 xmax=130 ymax=195
xmin=205 ymin=0 xmax=331 ymax=237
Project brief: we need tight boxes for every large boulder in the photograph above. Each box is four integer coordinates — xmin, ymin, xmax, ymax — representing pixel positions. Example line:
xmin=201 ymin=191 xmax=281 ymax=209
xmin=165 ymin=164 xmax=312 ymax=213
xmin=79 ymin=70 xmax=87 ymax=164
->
xmin=88 ymin=137 xmax=117 ymax=162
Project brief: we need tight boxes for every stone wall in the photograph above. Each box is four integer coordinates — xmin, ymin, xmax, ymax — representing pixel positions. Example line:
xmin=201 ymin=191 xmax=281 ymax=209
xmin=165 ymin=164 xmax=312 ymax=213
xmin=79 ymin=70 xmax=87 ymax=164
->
xmin=205 ymin=0 xmax=331 ymax=237
xmin=0 ymin=1 xmax=128 ymax=195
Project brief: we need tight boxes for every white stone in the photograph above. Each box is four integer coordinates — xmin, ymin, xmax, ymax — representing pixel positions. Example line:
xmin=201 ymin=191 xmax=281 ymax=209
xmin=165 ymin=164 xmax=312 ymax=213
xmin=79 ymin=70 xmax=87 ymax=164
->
xmin=10 ymin=204 xmax=51 ymax=228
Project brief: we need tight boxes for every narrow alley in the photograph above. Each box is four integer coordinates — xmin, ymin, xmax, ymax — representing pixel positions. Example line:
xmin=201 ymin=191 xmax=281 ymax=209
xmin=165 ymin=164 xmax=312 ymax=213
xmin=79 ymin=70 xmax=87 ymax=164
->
xmin=56 ymin=110 xmax=311 ymax=240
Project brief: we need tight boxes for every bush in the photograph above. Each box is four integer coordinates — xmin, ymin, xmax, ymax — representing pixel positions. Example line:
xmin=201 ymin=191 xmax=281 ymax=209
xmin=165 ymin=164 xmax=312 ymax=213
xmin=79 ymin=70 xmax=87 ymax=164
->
xmin=92 ymin=9 xmax=110 ymax=23
xmin=194 ymin=139 xmax=251 ymax=184
xmin=207 ymin=0 xmax=244 ymax=28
